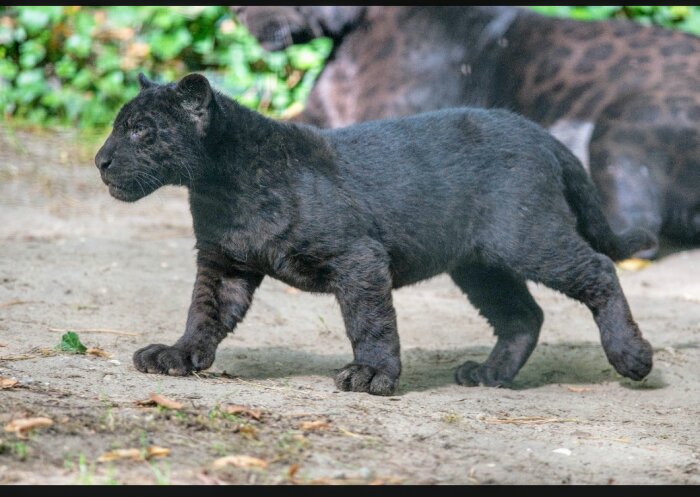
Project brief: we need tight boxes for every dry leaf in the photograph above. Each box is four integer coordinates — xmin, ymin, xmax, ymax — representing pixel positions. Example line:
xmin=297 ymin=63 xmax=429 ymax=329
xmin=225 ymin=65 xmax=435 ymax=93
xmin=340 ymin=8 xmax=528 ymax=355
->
xmin=97 ymin=448 xmax=141 ymax=462
xmin=87 ymin=347 xmax=112 ymax=358
xmin=617 ymin=258 xmax=651 ymax=271
xmin=148 ymin=393 xmax=183 ymax=410
xmin=288 ymin=464 xmax=300 ymax=480
xmin=299 ymin=419 xmax=330 ymax=431
xmin=4 ymin=417 xmax=53 ymax=437
xmin=223 ymin=404 xmax=262 ymax=421
xmin=566 ymin=386 xmax=593 ymax=393
xmin=147 ymin=446 xmax=171 ymax=458
xmin=238 ymin=424 xmax=258 ymax=439
xmin=197 ymin=471 xmax=227 ymax=485
xmin=212 ymin=455 xmax=268 ymax=469
xmin=97 ymin=446 xmax=170 ymax=463
xmin=0 ymin=377 xmax=19 ymax=389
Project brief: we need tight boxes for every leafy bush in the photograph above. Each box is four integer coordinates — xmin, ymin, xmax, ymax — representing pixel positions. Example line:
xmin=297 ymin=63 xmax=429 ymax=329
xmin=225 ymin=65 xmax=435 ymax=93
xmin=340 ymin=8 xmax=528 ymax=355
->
xmin=0 ymin=6 xmax=331 ymax=128
xmin=530 ymin=5 xmax=700 ymax=34
xmin=1 ymin=6 xmax=699 ymax=130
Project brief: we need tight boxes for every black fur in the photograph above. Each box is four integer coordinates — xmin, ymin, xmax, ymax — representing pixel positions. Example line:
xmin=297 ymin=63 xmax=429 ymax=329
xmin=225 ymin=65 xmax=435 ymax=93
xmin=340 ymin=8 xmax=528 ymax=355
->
xmin=94 ymin=73 xmax=655 ymax=395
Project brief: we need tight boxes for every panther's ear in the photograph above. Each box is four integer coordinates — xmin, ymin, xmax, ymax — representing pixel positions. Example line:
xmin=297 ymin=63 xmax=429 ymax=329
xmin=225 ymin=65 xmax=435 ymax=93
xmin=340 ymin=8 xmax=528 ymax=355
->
xmin=176 ymin=73 xmax=213 ymax=135
xmin=176 ymin=73 xmax=212 ymax=111
xmin=137 ymin=72 xmax=156 ymax=90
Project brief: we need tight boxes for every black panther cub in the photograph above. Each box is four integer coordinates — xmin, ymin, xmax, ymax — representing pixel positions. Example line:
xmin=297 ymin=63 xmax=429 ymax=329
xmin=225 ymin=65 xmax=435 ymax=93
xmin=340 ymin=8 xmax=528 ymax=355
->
xmin=94 ymin=73 xmax=656 ymax=395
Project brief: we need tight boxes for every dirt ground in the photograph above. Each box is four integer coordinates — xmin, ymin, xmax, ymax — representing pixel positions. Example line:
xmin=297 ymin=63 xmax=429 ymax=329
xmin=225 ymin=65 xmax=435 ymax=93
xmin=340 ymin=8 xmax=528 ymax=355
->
xmin=1 ymin=125 xmax=699 ymax=485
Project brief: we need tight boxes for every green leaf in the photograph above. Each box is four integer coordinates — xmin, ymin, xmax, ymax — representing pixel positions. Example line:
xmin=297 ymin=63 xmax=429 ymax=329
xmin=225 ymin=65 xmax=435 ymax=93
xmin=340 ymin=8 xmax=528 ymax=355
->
xmin=286 ymin=44 xmax=327 ymax=70
xmin=96 ymin=70 xmax=124 ymax=97
xmin=71 ymin=68 xmax=92 ymax=90
xmin=65 ymin=33 xmax=92 ymax=58
xmin=17 ymin=7 xmax=51 ymax=34
xmin=58 ymin=331 xmax=87 ymax=354
xmin=13 ymin=26 xmax=27 ymax=43
xmin=264 ymin=51 xmax=287 ymax=72
xmin=73 ymin=10 xmax=96 ymax=37
xmin=19 ymin=40 xmax=46 ymax=69
xmin=95 ymin=46 xmax=121 ymax=74
xmin=0 ymin=59 xmax=18 ymax=80
xmin=15 ymin=69 xmax=46 ymax=103
xmin=55 ymin=56 xmax=78 ymax=79
xmin=677 ymin=9 xmax=700 ymax=35
xmin=0 ymin=24 xmax=12 ymax=44
xmin=192 ymin=37 xmax=214 ymax=55
xmin=149 ymin=29 xmax=192 ymax=60
xmin=570 ymin=6 xmax=620 ymax=21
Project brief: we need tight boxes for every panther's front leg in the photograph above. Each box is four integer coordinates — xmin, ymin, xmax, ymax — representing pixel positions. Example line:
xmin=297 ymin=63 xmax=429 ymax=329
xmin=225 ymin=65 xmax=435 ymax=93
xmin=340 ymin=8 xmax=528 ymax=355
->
xmin=332 ymin=240 xmax=401 ymax=396
xmin=133 ymin=248 xmax=263 ymax=376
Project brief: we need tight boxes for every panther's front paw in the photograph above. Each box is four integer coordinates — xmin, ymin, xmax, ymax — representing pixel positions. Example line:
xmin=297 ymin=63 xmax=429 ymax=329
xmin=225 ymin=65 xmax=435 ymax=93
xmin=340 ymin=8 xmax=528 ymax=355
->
xmin=132 ymin=343 xmax=215 ymax=376
xmin=455 ymin=360 xmax=508 ymax=387
xmin=334 ymin=363 xmax=398 ymax=396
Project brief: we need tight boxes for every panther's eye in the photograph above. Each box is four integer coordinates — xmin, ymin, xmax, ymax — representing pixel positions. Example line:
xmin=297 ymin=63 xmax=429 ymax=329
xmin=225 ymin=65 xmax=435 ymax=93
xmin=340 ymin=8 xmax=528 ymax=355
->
xmin=130 ymin=125 xmax=147 ymax=141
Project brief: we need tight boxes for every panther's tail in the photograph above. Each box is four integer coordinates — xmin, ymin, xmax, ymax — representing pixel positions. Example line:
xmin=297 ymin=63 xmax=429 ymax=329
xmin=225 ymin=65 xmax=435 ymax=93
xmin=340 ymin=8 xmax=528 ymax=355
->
xmin=555 ymin=143 xmax=657 ymax=261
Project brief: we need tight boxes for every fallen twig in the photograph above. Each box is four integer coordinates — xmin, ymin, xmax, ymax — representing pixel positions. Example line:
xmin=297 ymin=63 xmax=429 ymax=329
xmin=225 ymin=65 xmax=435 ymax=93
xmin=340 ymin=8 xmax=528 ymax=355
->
xmin=0 ymin=300 xmax=40 ymax=308
xmin=481 ymin=416 xmax=579 ymax=425
xmin=0 ymin=354 xmax=36 ymax=362
xmin=233 ymin=378 xmax=325 ymax=399
xmin=337 ymin=426 xmax=378 ymax=439
xmin=48 ymin=327 xmax=140 ymax=336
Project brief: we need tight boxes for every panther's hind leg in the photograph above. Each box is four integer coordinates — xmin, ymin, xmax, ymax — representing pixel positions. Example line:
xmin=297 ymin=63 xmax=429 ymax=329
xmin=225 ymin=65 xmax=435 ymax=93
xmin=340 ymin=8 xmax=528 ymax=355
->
xmin=450 ymin=263 xmax=543 ymax=387
xmin=510 ymin=232 xmax=653 ymax=381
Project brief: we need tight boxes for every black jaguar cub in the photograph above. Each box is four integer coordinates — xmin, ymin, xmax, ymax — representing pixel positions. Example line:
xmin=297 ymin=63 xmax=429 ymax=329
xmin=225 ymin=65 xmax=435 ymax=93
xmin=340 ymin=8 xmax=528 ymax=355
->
xmin=95 ymin=73 xmax=656 ymax=395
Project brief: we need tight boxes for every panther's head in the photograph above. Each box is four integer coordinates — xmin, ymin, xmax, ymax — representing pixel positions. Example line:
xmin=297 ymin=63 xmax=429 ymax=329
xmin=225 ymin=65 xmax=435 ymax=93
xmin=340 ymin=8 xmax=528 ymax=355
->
xmin=232 ymin=6 xmax=365 ymax=51
xmin=94 ymin=73 xmax=215 ymax=202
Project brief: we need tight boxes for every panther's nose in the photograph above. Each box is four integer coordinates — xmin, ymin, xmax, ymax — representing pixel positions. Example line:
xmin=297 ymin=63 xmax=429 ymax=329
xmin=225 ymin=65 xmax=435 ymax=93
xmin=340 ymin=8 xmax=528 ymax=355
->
xmin=96 ymin=155 xmax=112 ymax=172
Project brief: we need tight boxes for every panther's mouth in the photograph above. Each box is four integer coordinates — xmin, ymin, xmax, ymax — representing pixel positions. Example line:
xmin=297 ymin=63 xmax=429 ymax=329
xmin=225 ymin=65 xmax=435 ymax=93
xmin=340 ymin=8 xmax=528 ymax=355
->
xmin=108 ymin=182 xmax=145 ymax=202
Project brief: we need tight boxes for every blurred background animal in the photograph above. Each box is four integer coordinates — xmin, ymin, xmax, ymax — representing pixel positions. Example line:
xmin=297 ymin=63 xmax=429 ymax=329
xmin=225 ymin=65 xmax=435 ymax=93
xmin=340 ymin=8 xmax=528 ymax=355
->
xmin=234 ymin=6 xmax=700 ymax=258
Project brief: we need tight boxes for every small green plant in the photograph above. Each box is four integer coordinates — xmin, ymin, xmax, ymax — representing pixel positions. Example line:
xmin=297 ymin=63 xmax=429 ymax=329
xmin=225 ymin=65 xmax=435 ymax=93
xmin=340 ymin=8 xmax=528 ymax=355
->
xmin=441 ymin=412 xmax=461 ymax=424
xmin=138 ymin=430 xmax=149 ymax=459
xmin=76 ymin=453 xmax=95 ymax=485
xmin=8 ymin=441 xmax=29 ymax=461
xmin=275 ymin=430 xmax=309 ymax=460
xmin=154 ymin=404 xmax=188 ymax=422
xmin=210 ymin=442 xmax=228 ymax=457
xmin=208 ymin=404 xmax=242 ymax=423
xmin=57 ymin=331 xmax=87 ymax=354
xmin=150 ymin=461 xmax=171 ymax=485
xmin=99 ymin=406 xmax=116 ymax=431
xmin=103 ymin=466 xmax=121 ymax=485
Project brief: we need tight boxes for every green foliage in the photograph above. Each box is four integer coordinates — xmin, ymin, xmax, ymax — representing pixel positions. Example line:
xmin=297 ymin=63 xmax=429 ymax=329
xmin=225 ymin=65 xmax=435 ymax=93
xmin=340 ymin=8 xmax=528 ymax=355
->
xmin=58 ymin=331 xmax=87 ymax=354
xmin=1 ymin=6 xmax=699 ymax=131
xmin=0 ymin=6 xmax=332 ymax=129
xmin=529 ymin=5 xmax=700 ymax=35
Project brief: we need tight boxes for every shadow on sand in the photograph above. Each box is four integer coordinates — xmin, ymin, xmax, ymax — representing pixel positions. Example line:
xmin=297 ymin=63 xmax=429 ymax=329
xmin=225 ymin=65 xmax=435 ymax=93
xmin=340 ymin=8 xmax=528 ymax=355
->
xmin=215 ymin=341 xmax=667 ymax=394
